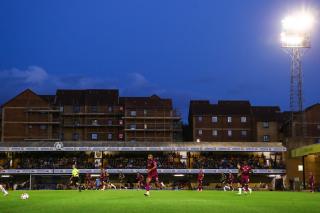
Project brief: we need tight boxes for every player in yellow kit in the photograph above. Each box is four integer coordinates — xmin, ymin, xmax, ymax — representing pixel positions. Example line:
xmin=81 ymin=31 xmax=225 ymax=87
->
xmin=70 ymin=164 xmax=81 ymax=192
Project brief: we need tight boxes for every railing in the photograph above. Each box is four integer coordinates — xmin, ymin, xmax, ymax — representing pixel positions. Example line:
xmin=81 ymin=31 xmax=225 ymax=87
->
xmin=0 ymin=168 xmax=286 ymax=174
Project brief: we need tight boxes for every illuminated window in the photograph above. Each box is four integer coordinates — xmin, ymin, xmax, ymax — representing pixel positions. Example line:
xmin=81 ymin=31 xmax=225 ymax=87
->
xmin=212 ymin=130 xmax=218 ymax=136
xmin=241 ymin=116 xmax=247 ymax=123
xmin=263 ymin=135 xmax=270 ymax=142
xmin=212 ymin=116 xmax=218 ymax=123
xmin=91 ymin=133 xmax=98 ymax=140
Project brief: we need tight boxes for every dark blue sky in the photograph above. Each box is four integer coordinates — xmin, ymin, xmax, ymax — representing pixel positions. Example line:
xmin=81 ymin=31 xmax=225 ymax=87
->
xmin=0 ymin=0 xmax=319 ymax=121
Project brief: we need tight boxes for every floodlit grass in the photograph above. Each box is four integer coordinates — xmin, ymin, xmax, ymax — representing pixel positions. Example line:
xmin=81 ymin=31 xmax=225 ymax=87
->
xmin=0 ymin=190 xmax=319 ymax=213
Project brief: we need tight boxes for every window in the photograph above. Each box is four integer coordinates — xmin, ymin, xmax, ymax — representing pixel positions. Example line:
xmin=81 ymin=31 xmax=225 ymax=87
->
xmin=91 ymin=106 xmax=98 ymax=113
xmin=74 ymin=120 xmax=80 ymax=126
xmin=130 ymin=111 xmax=136 ymax=116
xmin=92 ymin=120 xmax=98 ymax=126
xmin=108 ymin=106 xmax=113 ymax=112
xmin=144 ymin=124 xmax=148 ymax=129
xmin=73 ymin=105 xmax=80 ymax=113
xmin=240 ymin=116 xmax=247 ymax=123
xmin=317 ymin=124 xmax=320 ymax=130
xmin=119 ymin=120 xmax=123 ymax=125
xmin=40 ymin=125 xmax=47 ymax=130
xmin=144 ymin=110 xmax=147 ymax=115
xmin=227 ymin=130 xmax=232 ymax=137
xmin=130 ymin=124 xmax=136 ymax=130
xmin=60 ymin=133 xmax=64 ymax=141
xmin=241 ymin=130 xmax=247 ymax=137
xmin=263 ymin=122 xmax=269 ymax=128
xmin=91 ymin=133 xmax=98 ymax=140
xmin=317 ymin=138 xmax=320 ymax=143
xmin=72 ymin=133 xmax=80 ymax=141
xmin=198 ymin=116 xmax=203 ymax=122
xmin=212 ymin=116 xmax=218 ymax=123
xmin=28 ymin=125 xmax=33 ymax=129
xmin=263 ymin=135 xmax=270 ymax=142
xmin=59 ymin=106 xmax=64 ymax=112
xmin=227 ymin=116 xmax=232 ymax=123
xmin=118 ymin=133 xmax=124 ymax=139
xmin=212 ymin=130 xmax=218 ymax=136
xmin=198 ymin=129 xmax=203 ymax=135
xmin=107 ymin=133 xmax=113 ymax=140
xmin=107 ymin=120 xmax=113 ymax=126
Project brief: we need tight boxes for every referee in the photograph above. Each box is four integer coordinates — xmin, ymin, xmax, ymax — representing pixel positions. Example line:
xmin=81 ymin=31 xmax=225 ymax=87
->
xmin=70 ymin=164 xmax=81 ymax=192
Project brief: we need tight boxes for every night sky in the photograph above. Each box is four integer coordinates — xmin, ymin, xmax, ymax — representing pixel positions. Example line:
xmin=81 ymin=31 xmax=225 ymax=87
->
xmin=0 ymin=0 xmax=319 ymax=121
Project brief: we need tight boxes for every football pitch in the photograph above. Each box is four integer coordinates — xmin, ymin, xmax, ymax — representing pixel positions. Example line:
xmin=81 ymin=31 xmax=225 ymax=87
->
xmin=0 ymin=190 xmax=319 ymax=213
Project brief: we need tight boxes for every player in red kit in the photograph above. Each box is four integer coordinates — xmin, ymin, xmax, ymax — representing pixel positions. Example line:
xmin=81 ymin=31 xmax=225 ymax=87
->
xmin=197 ymin=168 xmax=204 ymax=191
xmin=237 ymin=162 xmax=252 ymax=195
xmin=309 ymin=172 xmax=315 ymax=193
xmin=136 ymin=172 xmax=145 ymax=190
xmin=144 ymin=154 xmax=161 ymax=196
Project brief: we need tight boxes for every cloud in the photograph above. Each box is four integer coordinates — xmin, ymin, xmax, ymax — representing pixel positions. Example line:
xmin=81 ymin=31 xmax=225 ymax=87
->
xmin=0 ymin=66 xmax=200 ymax=122
xmin=0 ymin=66 xmax=48 ymax=85
xmin=0 ymin=66 xmax=168 ymax=102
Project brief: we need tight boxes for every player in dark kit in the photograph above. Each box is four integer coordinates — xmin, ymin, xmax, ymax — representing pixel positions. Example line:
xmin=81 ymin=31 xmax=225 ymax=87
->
xmin=85 ymin=173 xmax=93 ymax=190
xmin=100 ymin=168 xmax=107 ymax=190
xmin=144 ymin=154 xmax=161 ymax=196
xmin=197 ymin=169 xmax=204 ymax=191
xmin=136 ymin=172 xmax=145 ymax=190
xmin=237 ymin=162 xmax=252 ymax=195
xmin=223 ymin=172 xmax=234 ymax=191
xmin=309 ymin=172 xmax=315 ymax=193
xmin=119 ymin=172 xmax=126 ymax=189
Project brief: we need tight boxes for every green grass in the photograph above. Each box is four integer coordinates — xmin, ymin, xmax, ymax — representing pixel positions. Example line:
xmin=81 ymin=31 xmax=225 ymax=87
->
xmin=0 ymin=190 xmax=319 ymax=213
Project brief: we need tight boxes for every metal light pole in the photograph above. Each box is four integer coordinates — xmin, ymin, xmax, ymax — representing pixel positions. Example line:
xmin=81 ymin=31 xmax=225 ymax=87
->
xmin=281 ymin=12 xmax=314 ymax=140
xmin=281 ymin=11 xmax=314 ymax=190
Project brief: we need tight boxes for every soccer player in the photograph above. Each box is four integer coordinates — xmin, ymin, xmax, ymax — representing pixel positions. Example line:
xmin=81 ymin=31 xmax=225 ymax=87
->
xmin=85 ymin=173 xmax=92 ymax=190
xmin=144 ymin=154 xmax=161 ymax=196
xmin=119 ymin=172 xmax=126 ymax=190
xmin=0 ymin=166 xmax=8 ymax=196
xmin=70 ymin=164 xmax=81 ymax=192
xmin=309 ymin=172 xmax=315 ymax=193
xmin=104 ymin=171 xmax=116 ymax=189
xmin=136 ymin=172 xmax=145 ymax=190
xmin=237 ymin=162 xmax=252 ymax=195
xmin=95 ymin=178 xmax=101 ymax=189
xmin=223 ymin=172 xmax=234 ymax=191
xmin=197 ymin=168 xmax=204 ymax=192
xmin=100 ymin=168 xmax=107 ymax=190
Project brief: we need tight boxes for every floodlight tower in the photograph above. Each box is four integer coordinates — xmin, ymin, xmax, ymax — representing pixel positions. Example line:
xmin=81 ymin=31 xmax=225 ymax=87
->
xmin=281 ymin=11 xmax=314 ymax=139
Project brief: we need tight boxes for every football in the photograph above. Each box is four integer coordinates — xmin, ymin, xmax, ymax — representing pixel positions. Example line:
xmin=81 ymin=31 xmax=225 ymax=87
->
xmin=20 ymin=193 xmax=29 ymax=200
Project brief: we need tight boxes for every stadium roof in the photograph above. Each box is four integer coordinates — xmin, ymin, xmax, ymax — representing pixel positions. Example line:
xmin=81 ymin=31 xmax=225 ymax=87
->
xmin=0 ymin=141 xmax=286 ymax=152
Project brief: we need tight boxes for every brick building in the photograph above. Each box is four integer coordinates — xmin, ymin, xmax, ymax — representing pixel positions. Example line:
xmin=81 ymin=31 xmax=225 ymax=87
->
xmin=1 ymin=89 xmax=60 ymax=142
xmin=120 ymin=95 xmax=182 ymax=142
xmin=188 ymin=100 xmax=282 ymax=142
xmin=55 ymin=89 xmax=124 ymax=141
xmin=252 ymin=106 xmax=282 ymax=142
xmin=1 ymin=89 xmax=182 ymax=142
